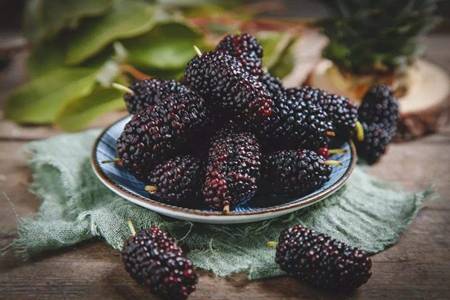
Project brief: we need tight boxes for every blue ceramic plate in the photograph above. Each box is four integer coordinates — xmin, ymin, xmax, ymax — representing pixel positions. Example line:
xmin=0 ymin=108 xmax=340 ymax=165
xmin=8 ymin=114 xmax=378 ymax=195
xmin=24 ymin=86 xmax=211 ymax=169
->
xmin=91 ymin=116 xmax=356 ymax=224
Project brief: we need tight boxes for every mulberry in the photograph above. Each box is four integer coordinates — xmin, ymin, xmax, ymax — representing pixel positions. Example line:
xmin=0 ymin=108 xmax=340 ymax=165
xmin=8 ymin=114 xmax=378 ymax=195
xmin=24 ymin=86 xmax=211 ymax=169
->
xmin=260 ymin=72 xmax=285 ymax=100
xmin=216 ymin=33 xmax=263 ymax=76
xmin=275 ymin=224 xmax=372 ymax=290
xmin=287 ymin=86 xmax=358 ymax=138
xmin=184 ymin=50 xmax=273 ymax=119
xmin=144 ymin=155 xmax=203 ymax=206
xmin=356 ymin=122 xmax=392 ymax=165
xmin=122 ymin=225 xmax=198 ymax=300
xmin=240 ymin=92 xmax=333 ymax=150
xmin=262 ymin=149 xmax=332 ymax=195
xmin=117 ymin=91 xmax=208 ymax=179
xmin=203 ymin=125 xmax=261 ymax=212
xmin=124 ymin=79 xmax=190 ymax=114
xmin=358 ymin=84 xmax=399 ymax=136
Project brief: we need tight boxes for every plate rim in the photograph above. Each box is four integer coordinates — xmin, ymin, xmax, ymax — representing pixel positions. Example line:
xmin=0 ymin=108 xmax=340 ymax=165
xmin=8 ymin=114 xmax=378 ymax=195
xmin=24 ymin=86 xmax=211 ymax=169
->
xmin=91 ymin=116 xmax=356 ymax=223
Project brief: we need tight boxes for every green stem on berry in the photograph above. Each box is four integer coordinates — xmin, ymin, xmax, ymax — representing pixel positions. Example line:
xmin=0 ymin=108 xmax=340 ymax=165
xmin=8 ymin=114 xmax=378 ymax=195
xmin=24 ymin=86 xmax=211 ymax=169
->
xmin=266 ymin=241 xmax=278 ymax=248
xmin=101 ymin=157 xmax=121 ymax=164
xmin=145 ymin=185 xmax=158 ymax=194
xmin=355 ymin=120 xmax=365 ymax=142
xmin=325 ymin=131 xmax=336 ymax=137
xmin=112 ymin=83 xmax=135 ymax=95
xmin=127 ymin=220 xmax=136 ymax=236
xmin=328 ymin=148 xmax=347 ymax=155
xmin=193 ymin=45 xmax=202 ymax=57
xmin=223 ymin=204 xmax=230 ymax=215
xmin=324 ymin=160 xmax=342 ymax=166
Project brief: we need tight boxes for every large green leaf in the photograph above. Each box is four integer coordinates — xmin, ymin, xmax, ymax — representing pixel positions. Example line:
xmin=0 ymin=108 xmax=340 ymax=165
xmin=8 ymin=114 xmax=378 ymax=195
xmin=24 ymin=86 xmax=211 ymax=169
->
xmin=24 ymin=0 xmax=112 ymax=43
xmin=27 ymin=39 xmax=67 ymax=77
xmin=55 ymin=86 xmax=124 ymax=131
xmin=124 ymin=22 xmax=202 ymax=70
xmin=5 ymin=68 xmax=97 ymax=124
xmin=65 ymin=0 xmax=156 ymax=65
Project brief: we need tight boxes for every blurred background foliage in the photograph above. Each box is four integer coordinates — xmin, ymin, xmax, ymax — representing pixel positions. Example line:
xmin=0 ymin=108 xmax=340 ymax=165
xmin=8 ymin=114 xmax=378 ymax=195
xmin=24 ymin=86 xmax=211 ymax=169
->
xmin=2 ymin=0 xmax=448 ymax=131
xmin=4 ymin=0 xmax=301 ymax=131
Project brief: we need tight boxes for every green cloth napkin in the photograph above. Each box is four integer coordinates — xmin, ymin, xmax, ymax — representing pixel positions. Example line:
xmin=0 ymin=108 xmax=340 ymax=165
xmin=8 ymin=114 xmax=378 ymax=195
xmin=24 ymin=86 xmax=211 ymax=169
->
xmin=10 ymin=130 xmax=431 ymax=279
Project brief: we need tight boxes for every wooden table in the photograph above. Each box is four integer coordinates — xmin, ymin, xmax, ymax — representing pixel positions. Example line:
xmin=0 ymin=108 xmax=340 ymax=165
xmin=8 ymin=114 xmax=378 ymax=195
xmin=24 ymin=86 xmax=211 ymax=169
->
xmin=0 ymin=35 xmax=449 ymax=300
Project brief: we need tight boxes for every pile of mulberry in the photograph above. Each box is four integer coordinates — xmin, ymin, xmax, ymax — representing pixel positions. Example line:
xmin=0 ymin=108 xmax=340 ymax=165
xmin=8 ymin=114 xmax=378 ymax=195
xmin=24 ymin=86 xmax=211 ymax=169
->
xmin=122 ymin=226 xmax=198 ymax=299
xmin=275 ymin=224 xmax=372 ymax=290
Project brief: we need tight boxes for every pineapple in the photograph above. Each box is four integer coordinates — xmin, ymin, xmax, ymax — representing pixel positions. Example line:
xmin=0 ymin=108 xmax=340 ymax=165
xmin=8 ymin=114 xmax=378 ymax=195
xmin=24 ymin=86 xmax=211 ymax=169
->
xmin=317 ymin=0 xmax=440 ymax=100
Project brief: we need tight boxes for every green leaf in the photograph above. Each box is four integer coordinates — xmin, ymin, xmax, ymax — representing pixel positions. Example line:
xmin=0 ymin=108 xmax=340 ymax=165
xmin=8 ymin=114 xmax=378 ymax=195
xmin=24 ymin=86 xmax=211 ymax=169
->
xmin=55 ymin=86 xmax=124 ymax=132
xmin=24 ymin=0 xmax=112 ymax=43
xmin=257 ymin=31 xmax=294 ymax=70
xmin=124 ymin=21 xmax=202 ymax=70
xmin=270 ymin=42 xmax=295 ymax=78
xmin=27 ymin=39 xmax=67 ymax=77
xmin=65 ymin=0 xmax=156 ymax=65
xmin=5 ymin=68 xmax=97 ymax=124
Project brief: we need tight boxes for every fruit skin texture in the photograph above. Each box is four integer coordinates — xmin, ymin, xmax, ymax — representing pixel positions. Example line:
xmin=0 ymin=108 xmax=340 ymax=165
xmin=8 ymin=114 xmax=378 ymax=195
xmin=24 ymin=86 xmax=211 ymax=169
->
xmin=184 ymin=50 xmax=273 ymax=120
xmin=262 ymin=149 xmax=331 ymax=195
xmin=216 ymin=33 xmax=264 ymax=77
xmin=356 ymin=122 xmax=391 ymax=165
xmin=287 ymin=86 xmax=358 ymax=138
xmin=122 ymin=226 xmax=198 ymax=300
xmin=358 ymin=84 xmax=399 ymax=136
xmin=116 ymin=91 xmax=208 ymax=179
xmin=203 ymin=125 xmax=261 ymax=210
xmin=356 ymin=85 xmax=399 ymax=164
xmin=145 ymin=155 xmax=203 ymax=206
xmin=260 ymin=72 xmax=285 ymax=100
xmin=275 ymin=224 xmax=372 ymax=290
xmin=125 ymin=79 xmax=190 ymax=114
xmin=241 ymin=91 xmax=333 ymax=151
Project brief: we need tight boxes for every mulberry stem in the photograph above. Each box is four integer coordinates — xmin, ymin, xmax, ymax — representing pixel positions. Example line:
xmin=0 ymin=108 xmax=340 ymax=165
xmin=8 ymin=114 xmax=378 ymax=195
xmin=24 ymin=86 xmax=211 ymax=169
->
xmin=326 ymin=131 xmax=336 ymax=137
xmin=193 ymin=45 xmax=202 ymax=57
xmin=127 ymin=220 xmax=136 ymax=236
xmin=223 ymin=204 xmax=230 ymax=215
xmin=145 ymin=185 xmax=158 ymax=194
xmin=266 ymin=241 xmax=278 ymax=248
xmin=324 ymin=160 xmax=341 ymax=166
xmin=101 ymin=157 xmax=122 ymax=164
xmin=355 ymin=120 xmax=365 ymax=142
xmin=112 ymin=83 xmax=135 ymax=95
xmin=328 ymin=148 xmax=347 ymax=155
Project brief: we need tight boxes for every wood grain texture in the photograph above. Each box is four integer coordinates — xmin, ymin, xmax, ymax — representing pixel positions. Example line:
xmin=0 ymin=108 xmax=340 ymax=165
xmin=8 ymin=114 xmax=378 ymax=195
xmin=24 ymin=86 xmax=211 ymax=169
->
xmin=0 ymin=35 xmax=449 ymax=300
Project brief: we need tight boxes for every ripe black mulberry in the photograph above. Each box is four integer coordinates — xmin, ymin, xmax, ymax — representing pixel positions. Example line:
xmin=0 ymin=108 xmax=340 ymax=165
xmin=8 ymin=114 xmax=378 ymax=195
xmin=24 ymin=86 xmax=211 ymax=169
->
xmin=116 ymin=91 xmax=208 ymax=179
xmin=144 ymin=155 xmax=203 ymax=206
xmin=124 ymin=79 xmax=190 ymax=114
xmin=203 ymin=125 xmax=261 ymax=212
xmin=275 ymin=224 xmax=372 ymax=290
xmin=184 ymin=50 xmax=273 ymax=120
xmin=287 ymin=86 xmax=358 ymax=138
xmin=216 ymin=33 xmax=263 ymax=76
xmin=122 ymin=226 xmax=198 ymax=300
xmin=262 ymin=149 xmax=331 ymax=195
xmin=358 ymin=84 xmax=399 ymax=136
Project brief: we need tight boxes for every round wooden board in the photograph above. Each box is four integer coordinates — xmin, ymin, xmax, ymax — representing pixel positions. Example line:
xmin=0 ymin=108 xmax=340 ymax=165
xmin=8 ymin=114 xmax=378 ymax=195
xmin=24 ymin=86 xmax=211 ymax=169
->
xmin=309 ymin=59 xmax=450 ymax=140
